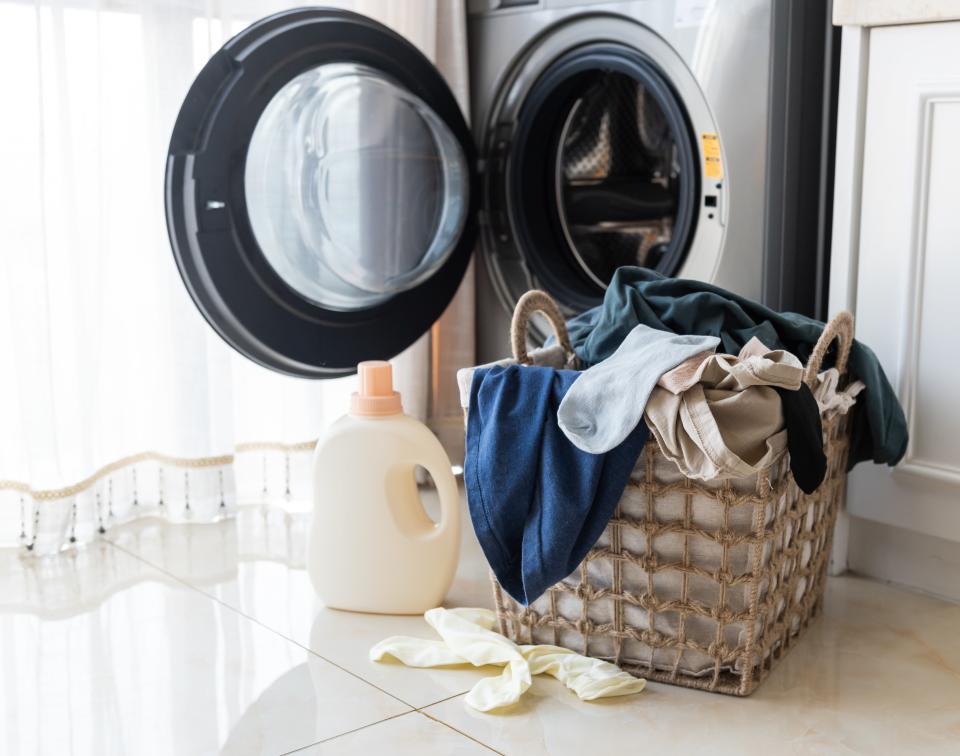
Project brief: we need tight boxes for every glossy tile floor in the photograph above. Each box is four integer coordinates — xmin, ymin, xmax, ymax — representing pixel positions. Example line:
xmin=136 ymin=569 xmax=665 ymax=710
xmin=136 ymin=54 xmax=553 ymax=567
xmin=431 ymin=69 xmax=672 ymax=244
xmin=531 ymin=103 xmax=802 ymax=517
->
xmin=3 ymin=497 xmax=960 ymax=755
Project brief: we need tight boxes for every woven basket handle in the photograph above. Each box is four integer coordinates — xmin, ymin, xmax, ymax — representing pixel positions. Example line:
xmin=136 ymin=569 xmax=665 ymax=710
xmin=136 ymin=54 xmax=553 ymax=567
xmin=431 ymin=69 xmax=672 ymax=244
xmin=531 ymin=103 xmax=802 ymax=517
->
xmin=803 ymin=310 xmax=854 ymax=388
xmin=510 ymin=290 xmax=575 ymax=365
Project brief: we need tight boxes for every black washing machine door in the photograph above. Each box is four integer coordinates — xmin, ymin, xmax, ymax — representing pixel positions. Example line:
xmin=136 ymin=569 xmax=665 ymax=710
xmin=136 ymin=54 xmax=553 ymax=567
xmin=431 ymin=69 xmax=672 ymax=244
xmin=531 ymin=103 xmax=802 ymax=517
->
xmin=166 ymin=8 xmax=478 ymax=378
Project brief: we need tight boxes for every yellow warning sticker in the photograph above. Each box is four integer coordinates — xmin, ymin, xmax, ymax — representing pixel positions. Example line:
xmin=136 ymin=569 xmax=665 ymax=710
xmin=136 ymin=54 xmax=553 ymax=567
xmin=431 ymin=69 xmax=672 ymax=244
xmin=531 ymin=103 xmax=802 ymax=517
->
xmin=701 ymin=132 xmax=723 ymax=180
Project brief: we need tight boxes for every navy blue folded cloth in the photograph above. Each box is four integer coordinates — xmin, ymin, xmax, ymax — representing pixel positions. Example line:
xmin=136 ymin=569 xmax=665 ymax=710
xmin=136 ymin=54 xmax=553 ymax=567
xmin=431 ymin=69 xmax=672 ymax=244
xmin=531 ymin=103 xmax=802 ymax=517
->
xmin=465 ymin=364 xmax=648 ymax=606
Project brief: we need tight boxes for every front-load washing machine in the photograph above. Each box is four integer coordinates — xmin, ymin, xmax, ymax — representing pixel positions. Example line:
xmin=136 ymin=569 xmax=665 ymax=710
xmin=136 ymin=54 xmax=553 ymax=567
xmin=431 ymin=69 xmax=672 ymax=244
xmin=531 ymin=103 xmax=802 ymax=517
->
xmin=467 ymin=0 xmax=836 ymax=361
xmin=165 ymin=1 xmax=835 ymax=377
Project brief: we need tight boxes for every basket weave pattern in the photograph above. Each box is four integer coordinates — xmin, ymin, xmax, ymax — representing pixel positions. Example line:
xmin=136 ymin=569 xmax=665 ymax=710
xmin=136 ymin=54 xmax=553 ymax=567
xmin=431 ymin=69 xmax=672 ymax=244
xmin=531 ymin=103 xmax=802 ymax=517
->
xmin=486 ymin=291 xmax=854 ymax=696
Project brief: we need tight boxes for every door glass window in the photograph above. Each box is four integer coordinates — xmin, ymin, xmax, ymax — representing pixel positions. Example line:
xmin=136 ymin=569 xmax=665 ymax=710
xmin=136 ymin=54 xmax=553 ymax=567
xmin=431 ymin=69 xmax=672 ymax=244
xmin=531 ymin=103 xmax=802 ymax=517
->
xmin=245 ymin=63 xmax=468 ymax=311
xmin=555 ymin=71 xmax=682 ymax=287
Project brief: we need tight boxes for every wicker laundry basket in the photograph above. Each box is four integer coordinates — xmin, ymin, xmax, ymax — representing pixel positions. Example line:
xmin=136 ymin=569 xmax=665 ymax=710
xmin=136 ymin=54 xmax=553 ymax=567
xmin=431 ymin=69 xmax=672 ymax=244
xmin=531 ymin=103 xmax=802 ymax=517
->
xmin=480 ymin=290 xmax=855 ymax=697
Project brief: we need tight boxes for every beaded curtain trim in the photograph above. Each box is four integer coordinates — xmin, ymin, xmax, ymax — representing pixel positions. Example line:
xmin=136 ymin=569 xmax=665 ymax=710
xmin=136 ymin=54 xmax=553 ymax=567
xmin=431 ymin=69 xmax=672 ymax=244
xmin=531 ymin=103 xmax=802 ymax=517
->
xmin=0 ymin=440 xmax=317 ymax=502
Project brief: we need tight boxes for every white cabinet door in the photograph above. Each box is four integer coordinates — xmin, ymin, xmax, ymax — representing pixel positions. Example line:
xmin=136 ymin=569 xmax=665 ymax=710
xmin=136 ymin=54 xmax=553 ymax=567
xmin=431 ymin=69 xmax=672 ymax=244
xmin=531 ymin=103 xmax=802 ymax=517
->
xmin=848 ymin=21 xmax=960 ymax=540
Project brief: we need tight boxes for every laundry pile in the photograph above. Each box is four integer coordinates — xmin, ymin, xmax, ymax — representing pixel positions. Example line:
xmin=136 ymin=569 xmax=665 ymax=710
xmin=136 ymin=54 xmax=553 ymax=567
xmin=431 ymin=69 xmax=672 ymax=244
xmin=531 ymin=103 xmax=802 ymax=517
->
xmin=460 ymin=268 xmax=905 ymax=607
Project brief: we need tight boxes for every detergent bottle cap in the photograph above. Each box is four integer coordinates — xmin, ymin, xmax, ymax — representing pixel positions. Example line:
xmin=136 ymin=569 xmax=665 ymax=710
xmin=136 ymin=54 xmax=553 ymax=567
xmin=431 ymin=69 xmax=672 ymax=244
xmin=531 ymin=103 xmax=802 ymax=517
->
xmin=350 ymin=361 xmax=402 ymax=416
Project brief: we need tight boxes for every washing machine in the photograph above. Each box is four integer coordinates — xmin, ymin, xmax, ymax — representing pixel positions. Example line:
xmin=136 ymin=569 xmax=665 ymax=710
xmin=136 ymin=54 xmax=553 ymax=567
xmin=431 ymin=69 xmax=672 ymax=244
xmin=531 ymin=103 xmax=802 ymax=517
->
xmin=165 ymin=1 xmax=835 ymax=377
xmin=468 ymin=0 xmax=836 ymax=361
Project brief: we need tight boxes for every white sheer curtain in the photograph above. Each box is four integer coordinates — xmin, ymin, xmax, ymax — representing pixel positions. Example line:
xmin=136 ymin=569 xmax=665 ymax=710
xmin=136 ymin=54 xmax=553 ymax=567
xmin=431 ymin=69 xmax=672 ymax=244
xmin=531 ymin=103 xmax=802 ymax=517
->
xmin=0 ymin=0 xmax=473 ymax=554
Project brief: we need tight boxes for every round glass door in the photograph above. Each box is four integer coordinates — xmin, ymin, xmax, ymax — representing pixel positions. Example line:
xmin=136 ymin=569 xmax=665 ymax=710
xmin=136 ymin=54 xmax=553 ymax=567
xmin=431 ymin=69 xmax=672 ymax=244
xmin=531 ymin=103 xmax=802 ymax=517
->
xmin=245 ymin=63 xmax=469 ymax=311
xmin=165 ymin=9 xmax=477 ymax=378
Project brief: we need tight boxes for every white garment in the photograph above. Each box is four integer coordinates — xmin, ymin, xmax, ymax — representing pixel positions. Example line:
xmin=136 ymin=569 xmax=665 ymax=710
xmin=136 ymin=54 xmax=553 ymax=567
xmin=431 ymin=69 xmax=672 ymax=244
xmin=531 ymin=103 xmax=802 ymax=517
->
xmin=456 ymin=345 xmax=572 ymax=409
xmin=370 ymin=607 xmax=645 ymax=711
xmin=557 ymin=325 xmax=720 ymax=453
xmin=815 ymin=368 xmax=866 ymax=420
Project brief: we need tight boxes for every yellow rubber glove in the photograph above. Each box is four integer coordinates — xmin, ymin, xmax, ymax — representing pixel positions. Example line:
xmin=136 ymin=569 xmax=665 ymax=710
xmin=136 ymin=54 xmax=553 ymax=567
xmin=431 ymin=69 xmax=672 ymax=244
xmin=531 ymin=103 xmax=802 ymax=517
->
xmin=370 ymin=607 xmax=645 ymax=712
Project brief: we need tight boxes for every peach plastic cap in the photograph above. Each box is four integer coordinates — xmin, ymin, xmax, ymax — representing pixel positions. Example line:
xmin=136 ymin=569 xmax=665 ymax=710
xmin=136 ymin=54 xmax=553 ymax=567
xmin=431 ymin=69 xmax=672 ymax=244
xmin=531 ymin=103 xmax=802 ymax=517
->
xmin=350 ymin=361 xmax=403 ymax=416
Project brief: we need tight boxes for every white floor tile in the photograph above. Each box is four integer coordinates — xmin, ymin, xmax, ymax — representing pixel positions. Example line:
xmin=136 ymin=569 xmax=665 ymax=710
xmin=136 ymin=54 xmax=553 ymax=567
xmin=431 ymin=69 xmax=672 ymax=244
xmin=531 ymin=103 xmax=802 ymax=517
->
xmin=6 ymin=505 xmax=960 ymax=756
xmin=0 ymin=542 xmax=409 ymax=756
xmin=109 ymin=500 xmax=501 ymax=709
xmin=423 ymin=576 xmax=960 ymax=756
xmin=292 ymin=711 xmax=493 ymax=755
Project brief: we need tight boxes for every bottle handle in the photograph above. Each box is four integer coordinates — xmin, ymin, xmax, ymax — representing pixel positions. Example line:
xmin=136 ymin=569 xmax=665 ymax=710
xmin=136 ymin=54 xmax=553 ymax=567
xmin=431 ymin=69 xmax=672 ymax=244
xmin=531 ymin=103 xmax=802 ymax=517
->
xmin=418 ymin=452 xmax=460 ymax=544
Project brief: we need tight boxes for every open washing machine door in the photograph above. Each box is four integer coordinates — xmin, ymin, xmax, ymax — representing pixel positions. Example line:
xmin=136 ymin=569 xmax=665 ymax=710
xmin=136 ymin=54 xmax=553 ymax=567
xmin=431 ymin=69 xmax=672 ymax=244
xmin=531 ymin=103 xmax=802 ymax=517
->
xmin=166 ymin=8 xmax=478 ymax=378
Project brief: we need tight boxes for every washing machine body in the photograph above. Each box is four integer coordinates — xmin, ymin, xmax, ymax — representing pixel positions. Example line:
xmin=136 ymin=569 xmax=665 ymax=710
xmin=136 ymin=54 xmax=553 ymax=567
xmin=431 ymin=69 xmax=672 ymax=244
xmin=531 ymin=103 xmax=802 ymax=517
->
xmin=468 ymin=0 xmax=836 ymax=361
xmin=165 ymin=3 xmax=834 ymax=377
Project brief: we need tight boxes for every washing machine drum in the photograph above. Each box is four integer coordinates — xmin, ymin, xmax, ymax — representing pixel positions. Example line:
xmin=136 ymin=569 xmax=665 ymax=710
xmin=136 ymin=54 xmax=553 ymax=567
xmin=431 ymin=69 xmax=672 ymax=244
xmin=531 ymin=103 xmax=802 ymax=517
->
xmin=166 ymin=8 xmax=478 ymax=378
xmin=509 ymin=53 xmax=699 ymax=309
xmin=166 ymin=9 xmax=699 ymax=378
xmin=477 ymin=32 xmax=704 ymax=319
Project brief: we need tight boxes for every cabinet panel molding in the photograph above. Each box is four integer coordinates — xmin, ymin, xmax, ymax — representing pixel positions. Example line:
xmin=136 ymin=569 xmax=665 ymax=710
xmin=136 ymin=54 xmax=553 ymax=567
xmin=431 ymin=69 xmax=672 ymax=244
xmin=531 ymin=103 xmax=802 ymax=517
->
xmin=844 ymin=21 xmax=960 ymax=544
xmin=896 ymin=93 xmax=960 ymax=484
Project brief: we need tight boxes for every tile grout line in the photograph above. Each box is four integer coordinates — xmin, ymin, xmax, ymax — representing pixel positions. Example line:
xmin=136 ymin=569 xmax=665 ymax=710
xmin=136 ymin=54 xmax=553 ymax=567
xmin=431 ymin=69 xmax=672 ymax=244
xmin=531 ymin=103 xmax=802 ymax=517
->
xmin=417 ymin=710 xmax=505 ymax=755
xmin=280 ymin=708 xmax=503 ymax=755
xmin=277 ymin=710 xmax=412 ymax=755
xmin=414 ymin=691 xmax=468 ymax=710
xmin=277 ymin=691 xmax=486 ymax=753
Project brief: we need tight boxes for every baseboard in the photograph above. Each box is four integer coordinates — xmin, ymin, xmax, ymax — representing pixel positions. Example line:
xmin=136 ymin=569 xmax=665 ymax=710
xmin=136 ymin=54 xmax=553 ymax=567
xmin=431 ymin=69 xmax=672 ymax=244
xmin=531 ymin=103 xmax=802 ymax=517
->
xmin=847 ymin=516 xmax=960 ymax=604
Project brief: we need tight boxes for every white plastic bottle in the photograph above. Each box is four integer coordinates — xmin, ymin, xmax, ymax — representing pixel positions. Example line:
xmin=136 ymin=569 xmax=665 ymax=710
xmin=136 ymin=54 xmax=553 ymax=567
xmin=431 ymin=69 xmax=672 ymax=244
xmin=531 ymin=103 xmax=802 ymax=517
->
xmin=308 ymin=360 xmax=460 ymax=614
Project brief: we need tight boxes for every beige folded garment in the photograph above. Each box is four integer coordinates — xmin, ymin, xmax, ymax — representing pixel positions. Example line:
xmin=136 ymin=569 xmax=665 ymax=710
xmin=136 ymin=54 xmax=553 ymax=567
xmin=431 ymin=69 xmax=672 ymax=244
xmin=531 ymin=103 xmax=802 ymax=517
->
xmin=814 ymin=367 xmax=865 ymax=420
xmin=644 ymin=337 xmax=805 ymax=481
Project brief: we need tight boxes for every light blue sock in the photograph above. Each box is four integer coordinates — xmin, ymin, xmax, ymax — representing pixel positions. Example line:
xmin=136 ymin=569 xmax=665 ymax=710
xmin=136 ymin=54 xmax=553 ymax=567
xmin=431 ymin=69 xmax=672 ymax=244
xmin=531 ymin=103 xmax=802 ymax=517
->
xmin=558 ymin=324 xmax=720 ymax=453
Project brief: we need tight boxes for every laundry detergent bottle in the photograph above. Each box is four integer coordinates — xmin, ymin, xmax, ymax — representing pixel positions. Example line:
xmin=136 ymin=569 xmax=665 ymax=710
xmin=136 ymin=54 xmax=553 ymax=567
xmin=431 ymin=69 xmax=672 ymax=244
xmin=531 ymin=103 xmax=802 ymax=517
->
xmin=308 ymin=361 xmax=460 ymax=613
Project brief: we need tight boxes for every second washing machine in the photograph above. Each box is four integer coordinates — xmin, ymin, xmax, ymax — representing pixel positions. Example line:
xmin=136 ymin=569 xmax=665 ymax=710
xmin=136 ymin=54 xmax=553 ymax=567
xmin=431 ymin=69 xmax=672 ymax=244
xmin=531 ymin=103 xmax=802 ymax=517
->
xmin=469 ymin=0 xmax=836 ymax=360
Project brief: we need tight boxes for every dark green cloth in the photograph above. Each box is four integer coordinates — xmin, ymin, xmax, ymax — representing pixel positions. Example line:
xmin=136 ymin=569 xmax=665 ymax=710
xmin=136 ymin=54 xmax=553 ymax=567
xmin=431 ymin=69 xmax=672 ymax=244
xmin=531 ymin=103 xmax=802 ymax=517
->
xmin=564 ymin=268 xmax=907 ymax=469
